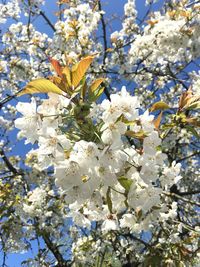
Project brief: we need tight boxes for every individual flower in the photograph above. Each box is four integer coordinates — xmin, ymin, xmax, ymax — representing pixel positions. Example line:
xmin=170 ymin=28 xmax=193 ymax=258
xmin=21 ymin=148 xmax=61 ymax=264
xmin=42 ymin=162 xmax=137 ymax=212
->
xmin=101 ymin=86 xmax=139 ymax=123
xmin=161 ymin=161 xmax=182 ymax=187
xmin=15 ymin=98 xmax=40 ymax=144
xmin=101 ymin=214 xmax=119 ymax=232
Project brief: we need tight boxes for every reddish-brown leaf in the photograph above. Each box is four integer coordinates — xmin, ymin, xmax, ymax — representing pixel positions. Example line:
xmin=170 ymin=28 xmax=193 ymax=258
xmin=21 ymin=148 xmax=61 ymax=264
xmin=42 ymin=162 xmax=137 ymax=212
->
xmin=49 ymin=58 xmax=63 ymax=77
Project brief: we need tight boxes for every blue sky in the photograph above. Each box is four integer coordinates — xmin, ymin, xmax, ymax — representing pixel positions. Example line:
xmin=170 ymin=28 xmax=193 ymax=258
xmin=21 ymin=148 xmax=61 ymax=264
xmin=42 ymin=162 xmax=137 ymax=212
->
xmin=2 ymin=0 xmax=164 ymax=266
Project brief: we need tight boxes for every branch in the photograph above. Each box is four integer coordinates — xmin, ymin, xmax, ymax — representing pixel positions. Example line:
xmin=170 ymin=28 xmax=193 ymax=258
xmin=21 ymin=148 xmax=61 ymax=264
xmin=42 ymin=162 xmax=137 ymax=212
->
xmin=0 ymin=150 xmax=20 ymax=175
xmin=176 ymin=151 xmax=200 ymax=163
xmin=164 ymin=192 xmax=200 ymax=207
xmin=0 ymin=234 xmax=9 ymax=267
xmin=123 ymin=232 xmax=152 ymax=249
xmin=187 ymin=0 xmax=200 ymax=8
xmin=98 ymin=0 xmax=108 ymax=65
xmin=39 ymin=10 xmax=56 ymax=32
xmin=41 ymin=231 xmax=69 ymax=266
xmin=131 ymin=235 xmax=152 ymax=249
xmin=178 ymin=190 xmax=200 ymax=196
xmin=34 ymin=220 xmax=69 ymax=267
xmin=0 ymin=94 xmax=19 ymax=110
xmin=170 ymin=184 xmax=200 ymax=196
xmin=98 ymin=0 xmax=111 ymax=101
xmin=32 ymin=5 xmax=56 ymax=32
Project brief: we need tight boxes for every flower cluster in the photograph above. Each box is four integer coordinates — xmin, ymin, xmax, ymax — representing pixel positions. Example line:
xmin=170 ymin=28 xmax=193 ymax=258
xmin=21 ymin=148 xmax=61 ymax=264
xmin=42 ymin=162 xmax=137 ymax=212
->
xmin=0 ymin=0 xmax=20 ymax=24
xmin=1 ymin=0 xmax=200 ymax=266
xmin=1 ymin=22 xmax=51 ymax=99
xmin=129 ymin=12 xmax=200 ymax=66
xmin=15 ymin=87 xmax=182 ymax=234
xmin=52 ymin=3 xmax=102 ymax=57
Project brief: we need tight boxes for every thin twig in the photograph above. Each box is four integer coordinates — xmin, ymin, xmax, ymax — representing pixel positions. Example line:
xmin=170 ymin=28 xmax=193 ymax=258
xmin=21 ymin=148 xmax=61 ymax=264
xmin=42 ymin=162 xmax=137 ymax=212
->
xmin=0 ymin=150 xmax=20 ymax=175
xmin=164 ymin=192 xmax=200 ymax=207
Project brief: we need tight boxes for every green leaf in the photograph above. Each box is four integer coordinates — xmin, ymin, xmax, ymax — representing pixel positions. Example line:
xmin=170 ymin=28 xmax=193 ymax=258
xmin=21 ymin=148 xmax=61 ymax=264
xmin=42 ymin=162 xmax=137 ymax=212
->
xmin=162 ymin=123 xmax=176 ymax=129
xmin=80 ymin=77 xmax=87 ymax=100
xmin=18 ymin=78 xmax=64 ymax=96
xmin=121 ymin=116 xmax=136 ymax=125
xmin=185 ymin=100 xmax=200 ymax=110
xmin=89 ymin=87 xmax=104 ymax=102
xmin=125 ymin=130 xmax=148 ymax=139
xmin=106 ymin=187 xmax=112 ymax=213
xmin=144 ymin=255 xmax=163 ymax=267
xmin=90 ymin=78 xmax=105 ymax=92
xmin=118 ymin=177 xmax=133 ymax=193
xmin=149 ymin=101 xmax=170 ymax=112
